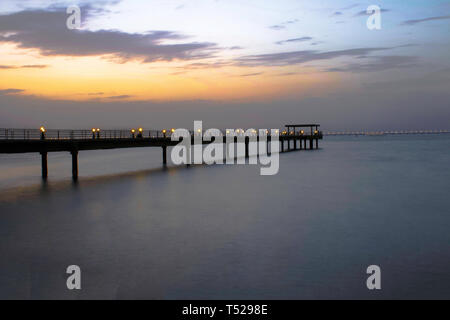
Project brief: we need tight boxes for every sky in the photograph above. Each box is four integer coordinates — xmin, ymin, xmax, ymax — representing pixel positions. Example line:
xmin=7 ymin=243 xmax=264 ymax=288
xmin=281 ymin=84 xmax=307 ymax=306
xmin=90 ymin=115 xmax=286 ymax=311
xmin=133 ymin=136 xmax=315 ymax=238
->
xmin=0 ymin=0 xmax=449 ymax=130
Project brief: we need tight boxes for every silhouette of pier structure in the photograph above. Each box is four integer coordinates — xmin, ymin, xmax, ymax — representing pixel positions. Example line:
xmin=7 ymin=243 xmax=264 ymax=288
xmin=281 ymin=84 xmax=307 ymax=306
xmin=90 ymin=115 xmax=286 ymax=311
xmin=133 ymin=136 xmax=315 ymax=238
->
xmin=0 ymin=124 xmax=322 ymax=180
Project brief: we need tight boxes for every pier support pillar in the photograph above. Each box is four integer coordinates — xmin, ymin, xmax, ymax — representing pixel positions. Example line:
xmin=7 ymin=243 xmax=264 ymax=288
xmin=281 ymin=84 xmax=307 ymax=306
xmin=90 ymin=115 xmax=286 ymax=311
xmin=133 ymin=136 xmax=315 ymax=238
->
xmin=256 ymin=136 xmax=259 ymax=159
xmin=162 ymin=146 xmax=167 ymax=165
xmin=288 ymin=139 xmax=291 ymax=151
xmin=245 ymin=137 xmax=249 ymax=158
xmin=71 ymin=150 xmax=78 ymax=181
xmin=294 ymin=139 xmax=297 ymax=150
xmin=41 ymin=151 xmax=48 ymax=180
xmin=315 ymin=139 xmax=319 ymax=149
xmin=281 ymin=140 xmax=284 ymax=153
xmin=309 ymin=139 xmax=313 ymax=150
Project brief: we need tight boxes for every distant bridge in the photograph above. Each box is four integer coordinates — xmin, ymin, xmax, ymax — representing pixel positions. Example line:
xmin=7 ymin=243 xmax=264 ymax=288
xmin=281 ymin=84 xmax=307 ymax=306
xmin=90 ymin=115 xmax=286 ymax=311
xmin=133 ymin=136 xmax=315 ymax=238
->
xmin=0 ymin=124 xmax=322 ymax=181
xmin=324 ymin=130 xmax=449 ymax=136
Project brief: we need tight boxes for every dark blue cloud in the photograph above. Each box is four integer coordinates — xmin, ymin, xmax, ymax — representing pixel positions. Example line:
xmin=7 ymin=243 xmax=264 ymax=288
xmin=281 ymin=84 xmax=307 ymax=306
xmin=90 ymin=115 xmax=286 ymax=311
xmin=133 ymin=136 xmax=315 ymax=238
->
xmin=354 ymin=8 xmax=389 ymax=17
xmin=268 ymin=19 xmax=298 ymax=30
xmin=235 ymin=47 xmax=394 ymax=67
xmin=276 ymin=37 xmax=313 ymax=45
xmin=401 ymin=15 xmax=450 ymax=25
xmin=0 ymin=6 xmax=217 ymax=63
xmin=325 ymin=55 xmax=418 ymax=73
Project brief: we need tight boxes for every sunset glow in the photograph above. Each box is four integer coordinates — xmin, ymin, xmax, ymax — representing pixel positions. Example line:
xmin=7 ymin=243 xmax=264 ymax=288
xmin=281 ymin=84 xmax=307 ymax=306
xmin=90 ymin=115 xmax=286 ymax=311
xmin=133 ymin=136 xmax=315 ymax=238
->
xmin=0 ymin=43 xmax=340 ymax=101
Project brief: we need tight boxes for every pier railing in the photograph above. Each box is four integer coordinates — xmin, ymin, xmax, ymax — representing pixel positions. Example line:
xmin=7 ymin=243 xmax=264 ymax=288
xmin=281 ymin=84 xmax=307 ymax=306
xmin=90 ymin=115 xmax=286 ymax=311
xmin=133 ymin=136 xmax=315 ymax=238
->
xmin=0 ymin=129 xmax=179 ymax=140
xmin=0 ymin=128 xmax=323 ymax=141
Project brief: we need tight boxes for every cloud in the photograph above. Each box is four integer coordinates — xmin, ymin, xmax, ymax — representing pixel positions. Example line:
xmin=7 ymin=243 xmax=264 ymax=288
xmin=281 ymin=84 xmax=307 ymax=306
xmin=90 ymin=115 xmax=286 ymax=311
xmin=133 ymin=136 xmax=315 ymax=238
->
xmin=0 ymin=64 xmax=48 ymax=69
xmin=276 ymin=72 xmax=300 ymax=76
xmin=106 ymin=95 xmax=133 ymax=99
xmin=0 ymin=65 xmax=16 ymax=69
xmin=237 ymin=72 xmax=264 ymax=77
xmin=182 ymin=61 xmax=232 ymax=69
xmin=354 ymin=8 xmax=389 ymax=16
xmin=332 ymin=11 xmax=343 ymax=17
xmin=401 ymin=15 xmax=450 ymax=26
xmin=0 ymin=88 xmax=24 ymax=95
xmin=0 ymin=7 xmax=217 ymax=63
xmin=235 ymin=47 xmax=393 ymax=67
xmin=325 ymin=55 xmax=418 ymax=73
xmin=268 ymin=19 xmax=298 ymax=30
xmin=268 ymin=25 xmax=286 ymax=30
xmin=275 ymin=37 xmax=313 ymax=45
xmin=21 ymin=64 xmax=48 ymax=68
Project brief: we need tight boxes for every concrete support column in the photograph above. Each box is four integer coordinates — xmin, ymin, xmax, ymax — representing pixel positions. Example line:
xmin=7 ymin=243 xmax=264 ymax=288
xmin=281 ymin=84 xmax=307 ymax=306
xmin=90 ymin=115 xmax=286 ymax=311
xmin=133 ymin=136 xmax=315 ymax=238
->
xmin=41 ymin=152 xmax=48 ymax=180
xmin=71 ymin=150 xmax=78 ymax=181
xmin=245 ymin=137 xmax=249 ymax=158
xmin=256 ymin=136 xmax=259 ymax=159
xmin=162 ymin=146 xmax=167 ymax=165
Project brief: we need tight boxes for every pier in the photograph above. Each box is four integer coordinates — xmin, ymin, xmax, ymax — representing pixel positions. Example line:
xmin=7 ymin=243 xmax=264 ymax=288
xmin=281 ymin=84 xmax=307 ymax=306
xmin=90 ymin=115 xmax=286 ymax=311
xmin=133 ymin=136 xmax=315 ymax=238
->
xmin=0 ymin=124 xmax=322 ymax=180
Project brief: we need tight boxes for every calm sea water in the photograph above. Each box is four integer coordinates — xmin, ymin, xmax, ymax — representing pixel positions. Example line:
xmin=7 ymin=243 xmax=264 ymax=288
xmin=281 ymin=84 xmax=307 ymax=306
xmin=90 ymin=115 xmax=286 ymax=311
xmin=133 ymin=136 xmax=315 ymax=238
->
xmin=0 ymin=135 xmax=449 ymax=299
